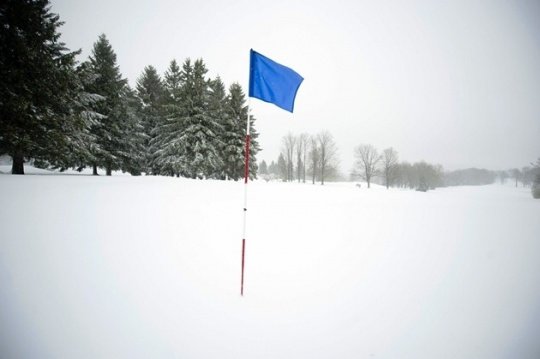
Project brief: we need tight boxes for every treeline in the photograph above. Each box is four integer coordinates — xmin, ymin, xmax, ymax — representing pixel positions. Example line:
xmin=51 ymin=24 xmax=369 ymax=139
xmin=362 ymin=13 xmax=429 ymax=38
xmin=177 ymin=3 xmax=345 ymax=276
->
xmin=352 ymin=146 xmax=540 ymax=191
xmin=259 ymin=131 xmax=340 ymax=184
xmin=352 ymin=145 xmax=443 ymax=190
xmin=1 ymin=1 xmax=258 ymax=179
xmin=444 ymin=168 xmax=496 ymax=186
xmin=496 ymin=166 xmax=539 ymax=188
xmin=445 ymin=165 xmax=540 ymax=188
xmin=259 ymin=133 xmax=540 ymax=196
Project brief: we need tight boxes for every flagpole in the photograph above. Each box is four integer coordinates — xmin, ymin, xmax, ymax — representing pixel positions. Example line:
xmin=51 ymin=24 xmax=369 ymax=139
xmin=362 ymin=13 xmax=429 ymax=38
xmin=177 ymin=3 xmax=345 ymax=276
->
xmin=240 ymin=49 xmax=303 ymax=296
xmin=241 ymin=96 xmax=251 ymax=297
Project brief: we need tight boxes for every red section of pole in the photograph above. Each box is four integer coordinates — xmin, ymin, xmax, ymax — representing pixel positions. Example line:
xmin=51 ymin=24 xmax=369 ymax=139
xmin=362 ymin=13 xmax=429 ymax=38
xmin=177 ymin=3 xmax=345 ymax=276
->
xmin=241 ymin=238 xmax=246 ymax=296
xmin=244 ymin=134 xmax=251 ymax=183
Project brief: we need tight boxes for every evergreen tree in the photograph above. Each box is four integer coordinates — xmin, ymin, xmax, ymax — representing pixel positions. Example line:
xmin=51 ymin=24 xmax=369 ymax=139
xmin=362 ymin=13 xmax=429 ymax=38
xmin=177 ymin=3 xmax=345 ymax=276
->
xmin=224 ymin=83 xmax=260 ymax=180
xmin=259 ymin=160 xmax=268 ymax=175
xmin=0 ymin=0 xmax=82 ymax=174
xmin=151 ymin=59 xmax=183 ymax=175
xmin=163 ymin=60 xmax=183 ymax=103
xmin=207 ymin=76 xmax=228 ymax=178
xmin=86 ymin=33 xmax=128 ymax=175
xmin=246 ymin=109 xmax=260 ymax=179
xmin=37 ymin=62 xmax=104 ymax=171
xmin=268 ymin=160 xmax=278 ymax=176
xmin=179 ymin=59 xmax=223 ymax=178
xmin=136 ymin=65 xmax=164 ymax=174
xmin=221 ymin=83 xmax=245 ymax=180
xmin=119 ymin=85 xmax=146 ymax=175
xmin=154 ymin=59 xmax=223 ymax=178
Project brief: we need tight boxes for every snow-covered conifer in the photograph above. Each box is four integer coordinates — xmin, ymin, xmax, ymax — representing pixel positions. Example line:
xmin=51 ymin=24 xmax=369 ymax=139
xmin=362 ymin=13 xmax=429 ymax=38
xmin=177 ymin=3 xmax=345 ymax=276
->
xmin=136 ymin=65 xmax=164 ymax=174
xmin=225 ymin=83 xmax=260 ymax=180
xmin=86 ymin=34 xmax=128 ymax=175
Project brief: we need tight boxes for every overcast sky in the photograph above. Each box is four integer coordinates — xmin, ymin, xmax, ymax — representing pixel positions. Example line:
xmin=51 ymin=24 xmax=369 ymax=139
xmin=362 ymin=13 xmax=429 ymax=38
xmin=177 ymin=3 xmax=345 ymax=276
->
xmin=51 ymin=0 xmax=540 ymax=172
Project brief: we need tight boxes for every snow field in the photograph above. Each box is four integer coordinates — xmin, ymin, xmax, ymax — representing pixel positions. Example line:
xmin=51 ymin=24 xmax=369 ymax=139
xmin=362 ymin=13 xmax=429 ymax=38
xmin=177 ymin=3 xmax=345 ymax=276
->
xmin=1 ymin=174 xmax=539 ymax=358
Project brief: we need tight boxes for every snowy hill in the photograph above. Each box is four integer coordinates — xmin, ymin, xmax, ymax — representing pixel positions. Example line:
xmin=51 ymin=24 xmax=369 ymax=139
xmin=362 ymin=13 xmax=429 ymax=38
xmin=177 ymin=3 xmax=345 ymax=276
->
xmin=0 ymin=174 xmax=539 ymax=358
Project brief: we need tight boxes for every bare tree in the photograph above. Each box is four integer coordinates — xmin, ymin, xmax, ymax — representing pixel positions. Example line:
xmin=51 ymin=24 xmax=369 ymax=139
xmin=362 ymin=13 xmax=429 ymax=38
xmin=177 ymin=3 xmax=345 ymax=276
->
xmin=296 ymin=133 xmax=309 ymax=183
xmin=308 ymin=135 xmax=320 ymax=184
xmin=354 ymin=144 xmax=381 ymax=188
xmin=317 ymin=130 xmax=338 ymax=185
xmin=510 ymin=168 xmax=522 ymax=188
xmin=281 ymin=133 xmax=296 ymax=182
xmin=277 ymin=153 xmax=287 ymax=181
xmin=381 ymin=147 xmax=399 ymax=189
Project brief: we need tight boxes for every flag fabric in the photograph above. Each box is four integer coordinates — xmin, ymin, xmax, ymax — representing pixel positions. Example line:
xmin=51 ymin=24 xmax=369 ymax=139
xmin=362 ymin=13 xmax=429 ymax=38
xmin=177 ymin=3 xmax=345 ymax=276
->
xmin=249 ymin=49 xmax=303 ymax=113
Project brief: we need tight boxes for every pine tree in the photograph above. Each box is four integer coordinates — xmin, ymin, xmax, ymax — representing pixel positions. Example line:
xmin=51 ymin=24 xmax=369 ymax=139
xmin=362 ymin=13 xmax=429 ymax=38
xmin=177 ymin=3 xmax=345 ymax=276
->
xmin=39 ymin=62 xmax=104 ymax=171
xmin=268 ymin=160 xmax=278 ymax=176
xmin=208 ymin=76 xmax=228 ymax=178
xmin=179 ymin=59 xmax=223 ymax=178
xmin=136 ymin=65 xmax=164 ymax=174
xmin=86 ymin=34 xmax=128 ymax=175
xmin=0 ymin=0 xmax=82 ymax=174
xmin=259 ymin=160 xmax=268 ymax=175
xmin=154 ymin=59 xmax=223 ymax=178
xmin=119 ymin=85 xmax=146 ymax=175
xmin=221 ymin=83 xmax=245 ymax=180
xmin=225 ymin=83 xmax=260 ymax=180
xmin=151 ymin=59 xmax=184 ymax=176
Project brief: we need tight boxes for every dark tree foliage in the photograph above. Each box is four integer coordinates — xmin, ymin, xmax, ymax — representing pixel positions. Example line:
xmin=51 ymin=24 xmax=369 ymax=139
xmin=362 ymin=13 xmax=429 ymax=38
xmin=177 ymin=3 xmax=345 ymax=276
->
xmin=178 ymin=59 xmax=224 ymax=178
xmin=136 ymin=65 xmax=164 ymax=174
xmin=119 ymin=85 xmax=146 ymax=175
xmin=34 ymin=62 xmax=104 ymax=172
xmin=221 ymin=83 xmax=247 ymax=180
xmin=0 ymin=1 xmax=261 ymax=178
xmin=224 ymin=83 xmax=260 ymax=180
xmin=85 ymin=34 xmax=129 ymax=175
xmin=150 ymin=60 xmax=183 ymax=175
xmin=208 ymin=76 xmax=229 ymax=179
xmin=0 ymin=0 xmax=82 ymax=174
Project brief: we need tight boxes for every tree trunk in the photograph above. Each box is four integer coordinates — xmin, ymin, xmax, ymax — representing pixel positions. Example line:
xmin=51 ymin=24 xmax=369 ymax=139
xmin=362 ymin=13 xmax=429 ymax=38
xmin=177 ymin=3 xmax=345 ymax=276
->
xmin=106 ymin=166 xmax=112 ymax=176
xmin=303 ymin=154 xmax=306 ymax=183
xmin=92 ymin=164 xmax=98 ymax=175
xmin=11 ymin=151 xmax=24 ymax=175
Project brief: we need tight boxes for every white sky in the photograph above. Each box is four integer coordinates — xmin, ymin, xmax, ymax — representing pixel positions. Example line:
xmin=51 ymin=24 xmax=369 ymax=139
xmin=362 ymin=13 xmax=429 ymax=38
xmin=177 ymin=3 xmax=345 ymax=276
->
xmin=51 ymin=0 xmax=540 ymax=172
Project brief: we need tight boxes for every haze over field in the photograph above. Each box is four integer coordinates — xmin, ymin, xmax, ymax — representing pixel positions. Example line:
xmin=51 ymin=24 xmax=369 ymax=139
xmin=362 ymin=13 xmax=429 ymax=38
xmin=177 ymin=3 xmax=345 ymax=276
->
xmin=50 ymin=0 xmax=540 ymax=171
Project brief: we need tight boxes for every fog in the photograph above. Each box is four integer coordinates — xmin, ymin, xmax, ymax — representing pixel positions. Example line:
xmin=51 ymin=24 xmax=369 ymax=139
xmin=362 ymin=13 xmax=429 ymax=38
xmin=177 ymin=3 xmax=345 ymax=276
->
xmin=51 ymin=0 xmax=540 ymax=172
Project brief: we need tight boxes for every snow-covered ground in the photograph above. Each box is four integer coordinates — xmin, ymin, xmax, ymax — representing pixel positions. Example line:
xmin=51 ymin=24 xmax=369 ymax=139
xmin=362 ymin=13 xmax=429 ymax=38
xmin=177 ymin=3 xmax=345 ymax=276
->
xmin=1 ymin=171 xmax=539 ymax=358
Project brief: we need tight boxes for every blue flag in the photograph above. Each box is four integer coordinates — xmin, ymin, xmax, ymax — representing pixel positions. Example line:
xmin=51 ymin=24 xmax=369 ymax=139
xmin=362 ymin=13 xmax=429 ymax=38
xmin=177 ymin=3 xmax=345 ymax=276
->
xmin=249 ymin=49 xmax=303 ymax=113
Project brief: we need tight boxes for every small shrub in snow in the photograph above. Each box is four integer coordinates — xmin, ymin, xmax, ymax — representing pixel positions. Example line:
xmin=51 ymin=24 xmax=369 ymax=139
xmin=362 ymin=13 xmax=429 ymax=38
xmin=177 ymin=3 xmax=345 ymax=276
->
xmin=532 ymin=174 xmax=540 ymax=199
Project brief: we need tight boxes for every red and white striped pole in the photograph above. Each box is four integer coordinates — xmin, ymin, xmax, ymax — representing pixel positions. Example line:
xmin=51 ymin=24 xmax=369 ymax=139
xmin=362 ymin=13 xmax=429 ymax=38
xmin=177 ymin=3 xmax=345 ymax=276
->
xmin=241 ymin=98 xmax=251 ymax=296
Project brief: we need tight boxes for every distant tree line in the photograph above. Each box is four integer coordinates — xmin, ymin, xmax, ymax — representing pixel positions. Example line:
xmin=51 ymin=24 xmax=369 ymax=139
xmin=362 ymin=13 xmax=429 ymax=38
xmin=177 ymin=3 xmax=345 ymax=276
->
xmin=496 ymin=159 xmax=540 ymax=198
xmin=351 ymin=145 xmax=540 ymax=194
xmin=444 ymin=168 xmax=496 ymax=186
xmin=351 ymin=145 xmax=443 ymax=190
xmin=259 ymin=131 xmax=340 ymax=185
xmin=258 ymin=136 xmax=540 ymax=196
xmin=0 ymin=0 xmax=259 ymax=178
